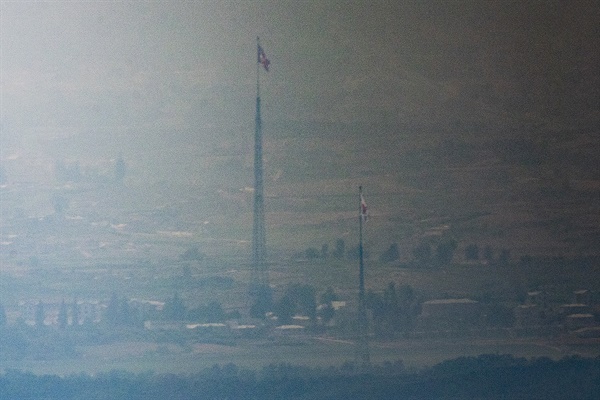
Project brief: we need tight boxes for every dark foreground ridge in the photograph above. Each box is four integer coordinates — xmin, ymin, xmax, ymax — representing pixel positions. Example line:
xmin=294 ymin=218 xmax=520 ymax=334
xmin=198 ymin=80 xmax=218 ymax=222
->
xmin=1 ymin=354 xmax=599 ymax=399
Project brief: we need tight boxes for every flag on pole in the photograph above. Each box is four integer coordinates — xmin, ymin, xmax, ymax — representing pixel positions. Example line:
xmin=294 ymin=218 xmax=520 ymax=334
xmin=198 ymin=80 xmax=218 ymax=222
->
xmin=360 ymin=194 xmax=368 ymax=222
xmin=258 ymin=44 xmax=270 ymax=72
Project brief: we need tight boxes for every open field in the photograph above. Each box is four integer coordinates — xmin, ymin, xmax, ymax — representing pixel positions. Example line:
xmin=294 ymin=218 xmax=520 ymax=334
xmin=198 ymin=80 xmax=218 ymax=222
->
xmin=3 ymin=335 xmax=599 ymax=376
xmin=3 ymin=115 xmax=598 ymax=261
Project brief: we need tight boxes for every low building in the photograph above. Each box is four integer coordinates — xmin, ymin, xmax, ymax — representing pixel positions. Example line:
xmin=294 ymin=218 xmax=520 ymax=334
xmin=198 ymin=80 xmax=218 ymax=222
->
xmin=565 ymin=314 xmax=596 ymax=331
xmin=274 ymin=324 xmax=305 ymax=336
xmin=144 ymin=320 xmax=186 ymax=331
xmin=229 ymin=322 xmax=260 ymax=338
xmin=418 ymin=298 xmax=482 ymax=330
xmin=186 ymin=322 xmax=229 ymax=335
xmin=292 ymin=315 xmax=311 ymax=327
xmin=574 ymin=327 xmax=600 ymax=339
xmin=514 ymin=304 xmax=543 ymax=327
xmin=525 ymin=291 xmax=548 ymax=308
xmin=560 ymin=304 xmax=591 ymax=316
xmin=573 ymin=290 xmax=591 ymax=305
xmin=17 ymin=299 xmax=100 ymax=326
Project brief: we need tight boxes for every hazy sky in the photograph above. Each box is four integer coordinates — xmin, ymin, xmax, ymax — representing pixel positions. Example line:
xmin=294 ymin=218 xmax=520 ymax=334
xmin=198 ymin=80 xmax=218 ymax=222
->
xmin=1 ymin=1 xmax=598 ymax=155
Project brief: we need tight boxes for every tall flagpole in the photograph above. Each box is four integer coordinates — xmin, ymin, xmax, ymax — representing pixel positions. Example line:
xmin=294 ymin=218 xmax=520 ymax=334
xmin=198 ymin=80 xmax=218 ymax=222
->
xmin=357 ymin=186 xmax=370 ymax=366
xmin=252 ymin=37 xmax=268 ymax=290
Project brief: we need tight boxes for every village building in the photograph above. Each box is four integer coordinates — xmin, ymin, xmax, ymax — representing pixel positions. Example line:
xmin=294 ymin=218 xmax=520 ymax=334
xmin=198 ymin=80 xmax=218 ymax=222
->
xmin=565 ymin=314 xmax=596 ymax=331
xmin=573 ymin=289 xmax=591 ymax=305
xmin=559 ymin=303 xmax=591 ymax=316
xmin=514 ymin=304 xmax=544 ymax=327
xmin=417 ymin=298 xmax=482 ymax=330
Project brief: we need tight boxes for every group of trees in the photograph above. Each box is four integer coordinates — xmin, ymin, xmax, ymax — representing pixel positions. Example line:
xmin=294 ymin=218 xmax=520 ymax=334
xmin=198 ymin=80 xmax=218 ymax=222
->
xmin=105 ymin=294 xmax=140 ymax=327
xmin=1 ymin=292 xmax=235 ymax=332
xmin=301 ymin=239 xmax=350 ymax=261
xmin=105 ymin=293 xmax=237 ymax=326
xmin=2 ymin=299 xmax=84 ymax=330
xmin=411 ymin=239 xmax=458 ymax=266
xmin=54 ymin=156 xmax=126 ymax=184
xmin=365 ymin=283 xmax=420 ymax=338
xmin=302 ymin=235 xmax=513 ymax=268
xmin=163 ymin=293 xmax=239 ymax=323
xmin=0 ymin=302 xmax=78 ymax=361
xmin=465 ymin=244 xmax=511 ymax=265
xmin=301 ymin=237 xmax=452 ymax=265
xmin=0 ymin=304 xmax=6 ymax=328
xmin=0 ymin=355 xmax=598 ymax=399
xmin=0 ymin=293 xmax=236 ymax=361
xmin=274 ymin=284 xmax=317 ymax=325
xmin=250 ymin=284 xmax=340 ymax=328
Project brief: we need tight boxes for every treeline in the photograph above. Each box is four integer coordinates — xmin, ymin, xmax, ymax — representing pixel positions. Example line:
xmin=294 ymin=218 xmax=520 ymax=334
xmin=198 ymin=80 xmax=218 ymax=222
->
xmin=0 ymin=293 xmax=240 ymax=361
xmin=300 ymin=238 xmax=513 ymax=268
xmin=54 ymin=155 xmax=126 ymax=184
xmin=0 ymin=355 xmax=599 ymax=399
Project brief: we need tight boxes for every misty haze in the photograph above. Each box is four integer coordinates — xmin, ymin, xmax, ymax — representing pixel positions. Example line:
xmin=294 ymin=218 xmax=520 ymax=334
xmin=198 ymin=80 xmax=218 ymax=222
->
xmin=0 ymin=1 xmax=599 ymax=398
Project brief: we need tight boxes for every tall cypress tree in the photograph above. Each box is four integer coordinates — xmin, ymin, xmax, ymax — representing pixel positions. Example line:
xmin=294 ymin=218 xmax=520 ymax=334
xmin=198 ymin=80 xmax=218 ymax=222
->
xmin=35 ymin=301 xmax=45 ymax=328
xmin=71 ymin=298 xmax=80 ymax=326
xmin=58 ymin=299 xmax=68 ymax=329
xmin=0 ymin=303 xmax=7 ymax=327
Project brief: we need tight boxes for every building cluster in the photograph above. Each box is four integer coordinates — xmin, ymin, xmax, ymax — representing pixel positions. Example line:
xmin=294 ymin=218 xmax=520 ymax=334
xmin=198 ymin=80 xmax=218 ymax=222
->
xmin=416 ymin=289 xmax=600 ymax=338
xmin=4 ymin=289 xmax=600 ymax=343
xmin=514 ymin=289 xmax=600 ymax=336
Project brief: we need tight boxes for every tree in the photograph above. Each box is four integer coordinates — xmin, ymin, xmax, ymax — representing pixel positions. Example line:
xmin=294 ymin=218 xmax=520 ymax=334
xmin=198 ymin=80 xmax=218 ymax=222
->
xmin=365 ymin=290 xmax=387 ymax=336
xmin=179 ymin=246 xmax=205 ymax=262
xmin=35 ymin=301 xmax=45 ymax=328
xmin=55 ymin=160 xmax=82 ymax=183
xmin=321 ymin=243 xmax=329 ymax=259
xmin=366 ymin=283 xmax=419 ymax=338
xmin=498 ymin=248 xmax=511 ymax=266
xmin=105 ymin=293 xmax=119 ymax=326
xmin=305 ymin=247 xmax=320 ymax=260
xmin=0 ymin=165 xmax=6 ymax=185
xmin=465 ymin=244 xmax=479 ymax=261
xmin=71 ymin=298 xmax=80 ymax=326
xmin=333 ymin=239 xmax=345 ymax=259
xmin=114 ymin=155 xmax=126 ymax=183
xmin=483 ymin=245 xmax=494 ymax=263
xmin=274 ymin=295 xmax=295 ymax=325
xmin=0 ymin=303 xmax=7 ymax=327
xmin=203 ymin=301 xmax=225 ymax=322
xmin=287 ymin=283 xmax=317 ymax=321
xmin=396 ymin=284 xmax=420 ymax=335
xmin=320 ymin=287 xmax=338 ymax=305
xmin=379 ymin=243 xmax=400 ymax=262
xmin=164 ymin=293 xmax=186 ymax=320
xmin=119 ymin=297 xmax=132 ymax=325
xmin=318 ymin=304 xmax=335 ymax=325
xmin=188 ymin=301 xmax=226 ymax=323
xmin=413 ymin=242 xmax=431 ymax=264
xmin=318 ymin=287 xmax=339 ymax=326
xmin=58 ymin=299 xmax=68 ymax=330
xmin=52 ymin=194 xmax=69 ymax=215
xmin=436 ymin=239 xmax=457 ymax=266
xmin=250 ymin=284 xmax=273 ymax=319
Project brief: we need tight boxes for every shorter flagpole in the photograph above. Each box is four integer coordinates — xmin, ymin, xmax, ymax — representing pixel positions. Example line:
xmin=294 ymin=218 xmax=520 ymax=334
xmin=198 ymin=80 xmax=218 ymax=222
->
xmin=359 ymin=186 xmax=365 ymax=303
xmin=357 ymin=186 xmax=370 ymax=367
